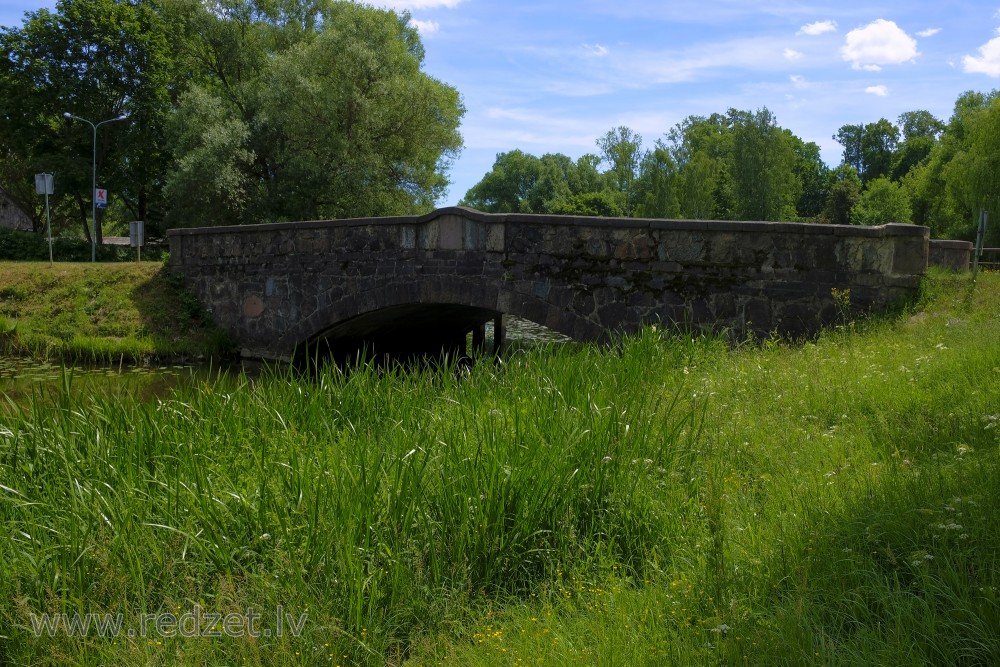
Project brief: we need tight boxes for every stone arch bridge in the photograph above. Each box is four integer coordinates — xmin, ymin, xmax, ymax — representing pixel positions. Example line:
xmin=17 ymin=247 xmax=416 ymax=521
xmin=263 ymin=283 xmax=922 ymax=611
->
xmin=167 ymin=207 xmax=928 ymax=361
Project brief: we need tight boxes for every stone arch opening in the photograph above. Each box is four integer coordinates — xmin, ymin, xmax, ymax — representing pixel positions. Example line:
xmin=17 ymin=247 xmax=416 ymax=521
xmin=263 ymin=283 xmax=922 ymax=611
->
xmin=293 ymin=302 xmax=503 ymax=367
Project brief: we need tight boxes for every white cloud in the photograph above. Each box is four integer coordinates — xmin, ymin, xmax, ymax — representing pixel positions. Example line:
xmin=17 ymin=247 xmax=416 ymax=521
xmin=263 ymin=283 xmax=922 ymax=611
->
xmin=783 ymin=48 xmax=802 ymax=61
xmin=584 ymin=43 xmax=610 ymax=57
xmin=917 ymin=28 xmax=941 ymax=38
xmin=865 ymin=85 xmax=889 ymax=96
xmin=410 ymin=19 xmax=439 ymax=34
xmin=790 ymin=74 xmax=807 ymax=88
xmin=964 ymin=31 xmax=1000 ymax=76
xmin=841 ymin=19 xmax=919 ymax=70
xmin=798 ymin=20 xmax=837 ymax=36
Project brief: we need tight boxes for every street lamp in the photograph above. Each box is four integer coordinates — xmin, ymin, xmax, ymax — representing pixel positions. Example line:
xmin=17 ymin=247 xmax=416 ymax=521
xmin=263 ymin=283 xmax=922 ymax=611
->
xmin=63 ymin=112 xmax=129 ymax=262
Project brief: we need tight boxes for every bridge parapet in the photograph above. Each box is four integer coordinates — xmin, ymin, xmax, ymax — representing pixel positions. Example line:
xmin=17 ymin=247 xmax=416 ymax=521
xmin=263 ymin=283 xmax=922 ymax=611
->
xmin=168 ymin=208 xmax=928 ymax=360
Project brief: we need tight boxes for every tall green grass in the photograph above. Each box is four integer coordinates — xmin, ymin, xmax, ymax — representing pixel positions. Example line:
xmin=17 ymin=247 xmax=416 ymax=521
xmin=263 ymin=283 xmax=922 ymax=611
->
xmin=0 ymin=262 xmax=231 ymax=362
xmin=1 ymin=270 xmax=999 ymax=666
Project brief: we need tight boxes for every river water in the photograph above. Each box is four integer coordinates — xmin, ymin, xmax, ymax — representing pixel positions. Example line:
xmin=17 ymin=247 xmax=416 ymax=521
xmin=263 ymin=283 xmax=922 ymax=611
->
xmin=0 ymin=317 xmax=571 ymax=402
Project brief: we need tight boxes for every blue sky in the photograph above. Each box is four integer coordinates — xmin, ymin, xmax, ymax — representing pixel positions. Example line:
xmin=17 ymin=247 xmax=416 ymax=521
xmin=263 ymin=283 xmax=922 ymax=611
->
xmin=4 ymin=1 xmax=1000 ymax=205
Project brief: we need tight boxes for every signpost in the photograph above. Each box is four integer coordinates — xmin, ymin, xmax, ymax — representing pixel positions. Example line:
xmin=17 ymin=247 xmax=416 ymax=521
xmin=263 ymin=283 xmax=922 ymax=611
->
xmin=95 ymin=188 xmax=107 ymax=209
xmin=973 ymin=208 xmax=989 ymax=278
xmin=129 ymin=220 xmax=144 ymax=262
xmin=34 ymin=173 xmax=54 ymax=263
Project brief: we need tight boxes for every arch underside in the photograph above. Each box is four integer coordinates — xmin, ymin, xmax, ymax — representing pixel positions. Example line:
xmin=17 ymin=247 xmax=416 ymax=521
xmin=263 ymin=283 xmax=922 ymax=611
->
xmin=297 ymin=302 xmax=501 ymax=364
xmin=286 ymin=277 xmax=607 ymax=364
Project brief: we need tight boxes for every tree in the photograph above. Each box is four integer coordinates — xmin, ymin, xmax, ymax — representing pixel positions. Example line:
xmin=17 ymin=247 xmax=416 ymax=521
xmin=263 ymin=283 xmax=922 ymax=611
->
xmin=633 ymin=141 xmax=680 ymax=219
xmin=901 ymin=92 xmax=997 ymax=240
xmin=940 ymin=96 xmax=1000 ymax=244
xmin=791 ymin=137 xmax=829 ymax=219
xmin=461 ymin=150 xmax=542 ymax=212
xmin=677 ymin=150 xmax=720 ymax=219
xmin=549 ymin=192 xmax=623 ymax=217
xmin=851 ymin=176 xmax=912 ymax=226
xmin=257 ymin=4 xmax=463 ymax=221
xmin=0 ymin=0 xmax=173 ymax=240
xmin=162 ymin=86 xmax=256 ymax=228
xmin=834 ymin=119 xmax=900 ymax=184
xmin=596 ymin=126 xmax=643 ymax=214
xmin=728 ymin=108 xmax=800 ymax=221
xmin=163 ymin=0 xmax=464 ymax=226
xmin=666 ymin=113 xmax=732 ymax=219
xmin=821 ymin=165 xmax=862 ymax=225
xmin=898 ymin=110 xmax=944 ymax=142
xmin=833 ymin=124 xmax=864 ymax=178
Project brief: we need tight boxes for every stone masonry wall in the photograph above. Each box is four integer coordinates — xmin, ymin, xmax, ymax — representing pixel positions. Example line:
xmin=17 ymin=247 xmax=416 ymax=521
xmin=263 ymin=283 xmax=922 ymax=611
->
xmin=168 ymin=207 xmax=929 ymax=360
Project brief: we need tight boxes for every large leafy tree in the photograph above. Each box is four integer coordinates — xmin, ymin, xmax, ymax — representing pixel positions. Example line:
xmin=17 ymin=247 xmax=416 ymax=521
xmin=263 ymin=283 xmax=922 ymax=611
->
xmin=461 ymin=151 xmax=609 ymax=214
xmin=851 ymin=176 xmax=912 ymax=226
xmin=892 ymin=110 xmax=944 ymax=181
xmin=728 ymin=108 xmax=800 ymax=221
xmin=164 ymin=0 xmax=464 ymax=226
xmin=903 ymin=90 xmax=999 ymax=241
xmin=461 ymin=150 xmax=543 ymax=213
xmin=0 ymin=0 xmax=172 ymax=240
xmin=632 ymin=141 xmax=680 ymax=219
xmin=596 ymin=126 xmax=642 ymax=214
xmin=2 ymin=0 xmax=465 ymax=236
xmin=834 ymin=119 xmax=900 ymax=185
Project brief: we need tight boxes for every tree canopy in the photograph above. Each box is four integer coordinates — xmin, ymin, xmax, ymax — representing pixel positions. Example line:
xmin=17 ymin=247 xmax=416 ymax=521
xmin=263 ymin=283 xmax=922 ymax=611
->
xmin=463 ymin=93 xmax=1000 ymax=246
xmin=0 ymin=0 xmax=464 ymax=237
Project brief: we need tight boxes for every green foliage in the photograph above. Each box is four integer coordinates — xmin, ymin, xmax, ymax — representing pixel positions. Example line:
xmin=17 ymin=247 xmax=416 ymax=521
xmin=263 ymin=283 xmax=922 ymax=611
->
xmin=461 ymin=150 xmax=544 ymax=213
xmin=549 ymin=191 xmax=624 ymax=217
xmin=819 ymin=165 xmax=861 ymax=225
xmin=0 ymin=228 xmax=166 ymax=262
xmin=0 ymin=0 xmax=173 ymax=236
xmin=632 ymin=141 xmax=680 ymax=218
xmin=851 ymin=176 xmax=913 ymax=225
xmin=162 ymin=86 xmax=256 ymax=228
xmin=728 ymin=108 xmax=800 ymax=221
xmin=462 ymin=150 xmax=614 ymax=215
xmin=465 ymin=108 xmax=825 ymax=223
xmin=834 ymin=118 xmax=900 ymax=184
xmin=0 ymin=261 xmax=229 ymax=360
xmin=2 ymin=272 xmax=1000 ymax=665
xmin=596 ymin=126 xmax=643 ymax=214
xmin=1 ymin=0 xmax=464 ymax=232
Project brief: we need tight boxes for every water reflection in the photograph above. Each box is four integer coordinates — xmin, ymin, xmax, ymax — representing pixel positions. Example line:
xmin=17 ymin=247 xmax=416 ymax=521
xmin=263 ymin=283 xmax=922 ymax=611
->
xmin=0 ymin=356 xmax=212 ymax=406
xmin=0 ymin=316 xmax=572 ymax=403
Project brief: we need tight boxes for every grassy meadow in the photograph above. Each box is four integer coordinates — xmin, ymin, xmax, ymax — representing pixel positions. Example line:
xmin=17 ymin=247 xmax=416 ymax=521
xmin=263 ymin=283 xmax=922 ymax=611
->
xmin=0 ymin=270 xmax=998 ymax=665
xmin=0 ymin=262 xmax=231 ymax=361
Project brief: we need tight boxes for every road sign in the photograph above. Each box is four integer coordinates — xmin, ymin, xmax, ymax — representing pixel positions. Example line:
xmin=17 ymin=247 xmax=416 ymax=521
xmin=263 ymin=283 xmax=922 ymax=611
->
xmin=129 ymin=221 xmax=144 ymax=248
xmin=34 ymin=173 xmax=53 ymax=195
xmin=35 ymin=173 xmax=54 ymax=263
xmin=95 ymin=188 xmax=107 ymax=209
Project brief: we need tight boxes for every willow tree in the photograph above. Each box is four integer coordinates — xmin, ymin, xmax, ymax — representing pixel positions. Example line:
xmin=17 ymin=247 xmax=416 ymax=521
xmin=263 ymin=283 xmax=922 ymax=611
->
xmin=163 ymin=0 xmax=464 ymax=227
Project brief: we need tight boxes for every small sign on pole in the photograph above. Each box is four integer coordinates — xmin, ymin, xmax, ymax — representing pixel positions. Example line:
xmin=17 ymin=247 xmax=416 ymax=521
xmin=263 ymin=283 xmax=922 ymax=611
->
xmin=95 ymin=188 xmax=107 ymax=209
xmin=34 ymin=173 xmax=53 ymax=195
xmin=129 ymin=220 xmax=144 ymax=262
xmin=35 ymin=173 xmax=54 ymax=263
xmin=973 ymin=209 xmax=989 ymax=277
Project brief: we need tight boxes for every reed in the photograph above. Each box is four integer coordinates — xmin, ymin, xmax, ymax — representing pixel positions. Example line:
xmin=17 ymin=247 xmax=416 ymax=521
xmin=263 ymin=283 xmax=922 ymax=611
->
xmin=1 ymin=270 xmax=998 ymax=666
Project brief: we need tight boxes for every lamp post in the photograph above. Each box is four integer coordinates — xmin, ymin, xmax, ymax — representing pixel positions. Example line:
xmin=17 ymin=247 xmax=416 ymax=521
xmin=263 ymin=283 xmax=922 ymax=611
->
xmin=63 ymin=112 xmax=128 ymax=262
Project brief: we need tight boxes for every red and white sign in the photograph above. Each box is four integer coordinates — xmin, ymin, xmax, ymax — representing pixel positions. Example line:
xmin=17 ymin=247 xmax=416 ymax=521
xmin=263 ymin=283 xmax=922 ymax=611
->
xmin=95 ymin=188 xmax=107 ymax=209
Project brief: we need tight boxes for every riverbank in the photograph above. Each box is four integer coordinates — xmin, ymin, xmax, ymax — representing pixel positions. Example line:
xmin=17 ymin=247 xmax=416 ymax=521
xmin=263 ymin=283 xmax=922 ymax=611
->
xmin=1 ymin=270 xmax=998 ymax=665
xmin=0 ymin=261 xmax=232 ymax=362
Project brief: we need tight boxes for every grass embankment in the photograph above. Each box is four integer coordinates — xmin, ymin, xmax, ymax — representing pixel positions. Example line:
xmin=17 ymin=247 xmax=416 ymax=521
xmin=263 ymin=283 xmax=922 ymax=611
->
xmin=0 ymin=262 xmax=231 ymax=361
xmin=1 ymin=270 xmax=999 ymax=665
